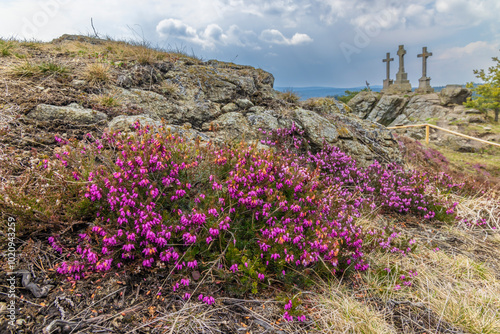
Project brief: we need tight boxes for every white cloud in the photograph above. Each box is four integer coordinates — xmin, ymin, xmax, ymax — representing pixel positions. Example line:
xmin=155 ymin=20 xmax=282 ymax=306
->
xmin=156 ymin=19 xmax=197 ymax=39
xmin=260 ymin=29 xmax=313 ymax=45
xmin=437 ymin=41 xmax=500 ymax=60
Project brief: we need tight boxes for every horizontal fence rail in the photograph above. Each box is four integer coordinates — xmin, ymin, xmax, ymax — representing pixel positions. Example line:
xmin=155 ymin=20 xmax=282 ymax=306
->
xmin=387 ymin=123 xmax=500 ymax=147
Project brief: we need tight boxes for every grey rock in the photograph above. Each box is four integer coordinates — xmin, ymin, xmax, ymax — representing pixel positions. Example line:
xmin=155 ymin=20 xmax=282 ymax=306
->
xmin=221 ymin=102 xmax=239 ymax=113
xmin=293 ymin=108 xmax=338 ymax=146
xmin=439 ymin=85 xmax=471 ymax=105
xmin=348 ymin=91 xmax=380 ymax=118
xmin=246 ymin=110 xmax=279 ymax=130
xmin=467 ymin=115 xmax=486 ymax=123
xmin=248 ymin=106 xmax=266 ymax=113
xmin=71 ymin=79 xmax=86 ymax=88
xmin=28 ymin=103 xmax=107 ymax=124
xmin=207 ymin=112 xmax=254 ymax=142
xmin=108 ymin=114 xmax=210 ymax=142
xmin=236 ymin=98 xmax=254 ymax=109
xmin=366 ymin=95 xmax=408 ymax=126
xmin=108 ymin=114 xmax=161 ymax=133
xmin=113 ymin=87 xmax=221 ymax=129
xmin=390 ymin=94 xmax=448 ymax=126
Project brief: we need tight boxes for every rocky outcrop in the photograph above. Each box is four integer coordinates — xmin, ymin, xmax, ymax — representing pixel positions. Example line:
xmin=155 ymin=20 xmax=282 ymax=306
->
xmin=27 ymin=103 xmax=108 ymax=124
xmin=390 ymin=94 xmax=449 ymax=125
xmin=365 ymin=95 xmax=409 ymax=126
xmin=17 ymin=36 xmax=404 ymax=167
xmin=439 ymin=85 xmax=472 ymax=106
xmin=348 ymin=91 xmax=380 ymax=118
xmin=349 ymin=88 xmax=473 ymax=127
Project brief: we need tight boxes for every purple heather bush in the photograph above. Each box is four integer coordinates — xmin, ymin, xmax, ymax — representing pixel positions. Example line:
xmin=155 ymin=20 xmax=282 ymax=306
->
xmin=46 ymin=122 xmax=464 ymax=321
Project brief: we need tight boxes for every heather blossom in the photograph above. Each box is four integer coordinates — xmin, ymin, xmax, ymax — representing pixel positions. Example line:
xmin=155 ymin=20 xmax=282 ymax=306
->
xmin=47 ymin=122 xmax=463 ymax=317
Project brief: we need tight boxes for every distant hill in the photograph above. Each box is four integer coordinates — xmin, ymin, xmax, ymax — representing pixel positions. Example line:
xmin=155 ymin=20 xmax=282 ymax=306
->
xmin=275 ymin=85 xmax=470 ymax=100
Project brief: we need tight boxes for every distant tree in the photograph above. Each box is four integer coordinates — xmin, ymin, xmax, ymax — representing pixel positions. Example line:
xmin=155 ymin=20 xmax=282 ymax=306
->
xmin=465 ymin=54 xmax=500 ymax=122
xmin=335 ymin=88 xmax=369 ymax=104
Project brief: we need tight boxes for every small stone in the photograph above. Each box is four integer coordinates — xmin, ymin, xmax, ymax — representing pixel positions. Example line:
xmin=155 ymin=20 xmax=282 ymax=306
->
xmin=16 ymin=319 xmax=26 ymax=326
xmin=235 ymin=98 xmax=254 ymax=109
xmin=247 ymin=106 xmax=265 ymax=113
xmin=191 ymin=270 xmax=201 ymax=281
xmin=484 ymin=127 xmax=492 ymax=131
xmin=221 ymin=102 xmax=238 ymax=113
xmin=71 ymin=79 xmax=86 ymax=87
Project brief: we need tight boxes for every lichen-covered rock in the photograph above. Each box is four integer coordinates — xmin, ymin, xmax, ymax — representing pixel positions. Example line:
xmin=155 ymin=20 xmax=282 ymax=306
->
xmin=293 ymin=108 xmax=339 ymax=146
xmin=27 ymin=103 xmax=107 ymax=124
xmin=107 ymin=114 xmax=210 ymax=142
xmin=389 ymin=94 xmax=449 ymax=126
xmin=246 ymin=110 xmax=280 ymax=130
xmin=439 ymin=85 xmax=471 ymax=106
xmin=113 ymin=87 xmax=221 ymax=129
xmin=366 ymin=95 xmax=409 ymax=126
xmin=348 ymin=91 xmax=380 ymax=118
xmin=236 ymin=98 xmax=254 ymax=109
xmin=206 ymin=112 xmax=254 ymax=142
xmin=221 ymin=103 xmax=239 ymax=113
xmin=107 ymin=114 xmax=161 ymax=133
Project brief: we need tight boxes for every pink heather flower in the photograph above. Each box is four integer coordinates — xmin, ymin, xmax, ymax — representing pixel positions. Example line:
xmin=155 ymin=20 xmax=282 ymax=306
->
xmin=394 ymin=284 xmax=401 ymax=291
xmin=258 ymin=273 xmax=265 ymax=281
xmin=209 ymin=228 xmax=219 ymax=236
xmin=284 ymin=299 xmax=293 ymax=310
xmin=404 ymin=281 xmax=412 ymax=286
xmin=172 ymin=282 xmax=179 ymax=292
xmin=122 ymin=244 xmax=135 ymax=252
xmin=244 ymin=262 xmax=248 ymax=268
xmin=206 ymin=236 xmax=213 ymax=244
xmin=183 ymin=293 xmax=191 ymax=300
xmin=400 ymin=275 xmax=406 ymax=280
xmin=230 ymin=264 xmax=239 ymax=273
xmin=198 ymin=294 xmax=204 ymax=301
xmin=270 ymin=253 xmax=280 ymax=260
xmin=72 ymin=172 xmax=80 ymax=181
xmin=283 ymin=311 xmax=293 ymax=322
xmin=180 ymin=278 xmax=190 ymax=286
xmin=202 ymin=296 xmax=215 ymax=305
xmin=187 ymin=260 xmax=198 ymax=269
xmin=297 ymin=315 xmax=307 ymax=322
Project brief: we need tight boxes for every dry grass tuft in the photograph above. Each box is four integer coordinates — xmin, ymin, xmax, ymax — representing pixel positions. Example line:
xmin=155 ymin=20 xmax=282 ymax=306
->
xmin=307 ymin=282 xmax=397 ymax=333
xmin=452 ymin=191 xmax=500 ymax=230
xmin=279 ymin=90 xmax=301 ymax=103
xmin=83 ymin=62 xmax=112 ymax=86
xmin=362 ymin=244 xmax=500 ymax=334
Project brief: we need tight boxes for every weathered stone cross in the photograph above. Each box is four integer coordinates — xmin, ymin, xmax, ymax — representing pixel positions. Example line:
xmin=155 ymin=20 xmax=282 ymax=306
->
xmin=382 ymin=52 xmax=394 ymax=80
xmin=397 ymin=45 xmax=406 ymax=74
xmin=417 ymin=47 xmax=432 ymax=78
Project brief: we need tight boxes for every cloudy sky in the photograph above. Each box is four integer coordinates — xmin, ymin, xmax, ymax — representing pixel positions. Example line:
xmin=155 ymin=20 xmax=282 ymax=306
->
xmin=1 ymin=0 xmax=499 ymax=87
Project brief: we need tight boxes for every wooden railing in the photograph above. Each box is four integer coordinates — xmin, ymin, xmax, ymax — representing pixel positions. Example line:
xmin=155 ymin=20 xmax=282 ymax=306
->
xmin=387 ymin=123 xmax=500 ymax=147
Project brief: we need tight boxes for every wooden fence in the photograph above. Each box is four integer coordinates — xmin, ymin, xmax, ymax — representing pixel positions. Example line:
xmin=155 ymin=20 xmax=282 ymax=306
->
xmin=386 ymin=123 xmax=500 ymax=147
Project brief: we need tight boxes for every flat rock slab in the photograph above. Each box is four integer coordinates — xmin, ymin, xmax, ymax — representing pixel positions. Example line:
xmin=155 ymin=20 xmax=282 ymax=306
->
xmin=27 ymin=103 xmax=108 ymax=124
xmin=107 ymin=114 xmax=210 ymax=142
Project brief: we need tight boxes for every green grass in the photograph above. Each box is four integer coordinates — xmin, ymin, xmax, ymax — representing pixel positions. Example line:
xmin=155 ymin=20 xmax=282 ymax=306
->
xmin=38 ymin=62 xmax=69 ymax=74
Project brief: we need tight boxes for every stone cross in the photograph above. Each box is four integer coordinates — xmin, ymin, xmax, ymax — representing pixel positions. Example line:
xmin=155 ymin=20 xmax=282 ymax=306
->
xmin=390 ymin=45 xmax=412 ymax=93
xmin=397 ymin=45 xmax=406 ymax=74
xmin=417 ymin=47 xmax=432 ymax=78
xmin=415 ymin=46 xmax=434 ymax=94
xmin=382 ymin=52 xmax=394 ymax=80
